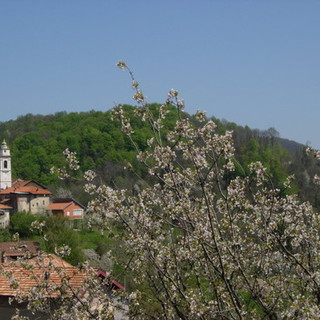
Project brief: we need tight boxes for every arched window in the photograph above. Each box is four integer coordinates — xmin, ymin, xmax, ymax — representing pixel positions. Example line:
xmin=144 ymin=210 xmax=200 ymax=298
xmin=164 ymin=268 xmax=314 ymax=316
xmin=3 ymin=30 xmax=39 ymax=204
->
xmin=3 ymin=161 xmax=7 ymax=169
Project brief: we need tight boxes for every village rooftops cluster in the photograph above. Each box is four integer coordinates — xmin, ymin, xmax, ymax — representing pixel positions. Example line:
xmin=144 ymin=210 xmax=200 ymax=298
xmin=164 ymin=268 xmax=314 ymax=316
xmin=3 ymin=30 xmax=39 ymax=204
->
xmin=0 ymin=140 xmax=86 ymax=228
xmin=0 ymin=241 xmax=125 ymax=301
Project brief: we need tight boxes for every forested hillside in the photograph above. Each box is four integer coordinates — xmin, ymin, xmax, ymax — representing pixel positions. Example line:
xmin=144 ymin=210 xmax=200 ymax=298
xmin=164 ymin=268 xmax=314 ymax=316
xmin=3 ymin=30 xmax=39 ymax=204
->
xmin=0 ymin=105 xmax=319 ymax=208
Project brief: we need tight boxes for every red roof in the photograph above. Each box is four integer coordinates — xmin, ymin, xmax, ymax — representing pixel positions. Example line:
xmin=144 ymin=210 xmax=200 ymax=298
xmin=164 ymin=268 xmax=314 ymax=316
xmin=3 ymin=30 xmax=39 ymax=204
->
xmin=11 ymin=179 xmax=32 ymax=188
xmin=0 ymin=204 xmax=11 ymax=210
xmin=0 ymin=198 xmax=10 ymax=204
xmin=51 ymin=198 xmax=85 ymax=209
xmin=0 ymin=241 xmax=40 ymax=257
xmin=47 ymin=202 xmax=71 ymax=210
xmin=96 ymin=269 xmax=125 ymax=290
xmin=0 ymin=185 xmax=51 ymax=195
xmin=11 ymin=179 xmax=48 ymax=190
xmin=0 ymin=254 xmax=87 ymax=297
xmin=0 ymin=179 xmax=52 ymax=196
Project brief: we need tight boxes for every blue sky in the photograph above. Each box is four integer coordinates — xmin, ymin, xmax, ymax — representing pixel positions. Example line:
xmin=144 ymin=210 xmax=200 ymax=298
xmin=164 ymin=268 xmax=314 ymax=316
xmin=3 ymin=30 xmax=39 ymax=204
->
xmin=1 ymin=1 xmax=319 ymax=148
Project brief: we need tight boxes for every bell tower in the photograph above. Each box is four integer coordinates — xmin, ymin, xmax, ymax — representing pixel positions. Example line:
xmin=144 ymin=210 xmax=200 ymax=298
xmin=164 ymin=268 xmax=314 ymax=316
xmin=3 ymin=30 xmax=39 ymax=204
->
xmin=0 ymin=140 xmax=12 ymax=190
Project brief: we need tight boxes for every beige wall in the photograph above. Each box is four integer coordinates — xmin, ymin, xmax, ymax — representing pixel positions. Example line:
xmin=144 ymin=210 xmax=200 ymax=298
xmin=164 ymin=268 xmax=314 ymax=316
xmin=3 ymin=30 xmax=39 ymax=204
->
xmin=17 ymin=196 xmax=29 ymax=213
xmin=17 ymin=196 xmax=50 ymax=215
xmin=0 ymin=212 xmax=10 ymax=229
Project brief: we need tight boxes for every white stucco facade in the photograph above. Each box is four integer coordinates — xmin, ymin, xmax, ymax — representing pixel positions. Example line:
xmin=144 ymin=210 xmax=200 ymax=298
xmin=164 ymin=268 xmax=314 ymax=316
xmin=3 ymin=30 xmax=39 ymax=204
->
xmin=0 ymin=140 xmax=12 ymax=190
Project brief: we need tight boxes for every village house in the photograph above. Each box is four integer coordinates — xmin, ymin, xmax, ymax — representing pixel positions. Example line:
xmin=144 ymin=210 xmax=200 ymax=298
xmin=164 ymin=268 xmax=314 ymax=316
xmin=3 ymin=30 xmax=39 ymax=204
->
xmin=47 ymin=198 xmax=85 ymax=219
xmin=0 ymin=179 xmax=52 ymax=215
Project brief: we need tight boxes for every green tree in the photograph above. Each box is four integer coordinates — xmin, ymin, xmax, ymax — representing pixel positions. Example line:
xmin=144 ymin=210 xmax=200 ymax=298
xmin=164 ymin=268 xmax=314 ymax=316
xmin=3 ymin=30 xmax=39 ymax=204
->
xmin=10 ymin=211 xmax=37 ymax=238
xmin=0 ymin=229 xmax=11 ymax=241
xmin=43 ymin=215 xmax=84 ymax=265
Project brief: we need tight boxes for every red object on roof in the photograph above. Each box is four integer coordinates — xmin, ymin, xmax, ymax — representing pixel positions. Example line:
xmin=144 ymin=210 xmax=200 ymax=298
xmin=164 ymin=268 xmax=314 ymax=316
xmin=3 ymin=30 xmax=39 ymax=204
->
xmin=96 ymin=269 xmax=125 ymax=291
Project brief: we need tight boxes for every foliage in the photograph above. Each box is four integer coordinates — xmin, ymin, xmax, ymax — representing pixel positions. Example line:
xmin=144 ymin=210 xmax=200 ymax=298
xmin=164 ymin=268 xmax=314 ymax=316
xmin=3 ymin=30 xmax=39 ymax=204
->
xmin=7 ymin=63 xmax=320 ymax=319
xmin=42 ymin=215 xmax=85 ymax=265
xmin=10 ymin=211 xmax=38 ymax=238
xmin=81 ymin=63 xmax=320 ymax=319
xmin=0 ymin=228 xmax=11 ymax=241
xmin=1 ymin=96 xmax=313 ymax=207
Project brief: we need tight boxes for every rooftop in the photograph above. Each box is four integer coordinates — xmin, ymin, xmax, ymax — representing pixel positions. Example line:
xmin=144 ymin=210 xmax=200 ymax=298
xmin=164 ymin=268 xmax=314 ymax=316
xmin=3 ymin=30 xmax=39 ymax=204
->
xmin=0 ymin=185 xmax=52 ymax=196
xmin=0 ymin=241 xmax=40 ymax=260
xmin=0 ymin=254 xmax=87 ymax=297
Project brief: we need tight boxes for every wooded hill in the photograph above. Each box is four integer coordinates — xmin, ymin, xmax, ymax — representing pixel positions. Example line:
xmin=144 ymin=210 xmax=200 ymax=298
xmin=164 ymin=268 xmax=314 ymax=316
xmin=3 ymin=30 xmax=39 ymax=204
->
xmin=1 ymin=104 xmax=319 ymax=209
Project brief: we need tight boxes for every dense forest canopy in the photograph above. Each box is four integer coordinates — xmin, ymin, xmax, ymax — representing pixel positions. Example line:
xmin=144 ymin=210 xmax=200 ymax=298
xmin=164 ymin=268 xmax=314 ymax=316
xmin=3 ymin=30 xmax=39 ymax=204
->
xmin=0 ymin=105 xmax=319 ymax=208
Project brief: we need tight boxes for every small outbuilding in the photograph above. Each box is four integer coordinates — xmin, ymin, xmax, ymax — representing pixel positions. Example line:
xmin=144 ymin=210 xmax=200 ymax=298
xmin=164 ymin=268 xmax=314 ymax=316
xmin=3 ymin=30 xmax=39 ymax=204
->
xmin=47 ymin=198 xmax=85 ymax=220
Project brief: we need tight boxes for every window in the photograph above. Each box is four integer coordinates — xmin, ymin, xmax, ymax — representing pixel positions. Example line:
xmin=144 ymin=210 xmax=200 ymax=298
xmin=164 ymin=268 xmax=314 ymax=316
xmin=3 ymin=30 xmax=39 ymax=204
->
xmin=3 ymin=160 xmax=7 ymax=169
xmin=73 ymin=209 xmax=83 ymax=216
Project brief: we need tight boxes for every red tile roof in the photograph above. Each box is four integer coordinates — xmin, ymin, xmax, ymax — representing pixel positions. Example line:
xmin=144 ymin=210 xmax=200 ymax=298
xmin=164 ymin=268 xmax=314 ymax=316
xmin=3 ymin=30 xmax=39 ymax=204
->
xmin=12 ymin=179 xmax=48 ymax=190
xmin=0 ymin=186 xmax=52 ymax=195
xmin=11 ymin=179 xmax=32 ymax=188
xmin=0 ymin=254 xmax=87 ymax=297
xmin=0 ymin=204 xmax=12 ymax=210
xmin=0 ymin=198 xmax=11 ymax=204
xmin=52 ymin=198 xmax=85 ymax=209
xmin=0 ymin=241 xmax=40 ymax=258
xmin=47 ymin=202 xmax=71 ymax=211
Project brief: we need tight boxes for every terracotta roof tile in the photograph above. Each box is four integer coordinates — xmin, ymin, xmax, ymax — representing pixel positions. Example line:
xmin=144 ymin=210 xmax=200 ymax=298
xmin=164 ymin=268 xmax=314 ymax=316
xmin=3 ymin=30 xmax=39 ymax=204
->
xmin=12 ymin=179 xmax=32 ymax=188
xmin=0 ymin=241 xmax=40 ymax=256
xmin=0 ymin=254 xmax=87 ymax=297
xmin=0 ymin=186 xmax=52 ymax=195
xmin=0 ymin=204 xmax=12 ymax=210
xmin=47 ymin=202 xmax=71 ymax=210
xmin=52 ymin=198 xmax=86 ymax=209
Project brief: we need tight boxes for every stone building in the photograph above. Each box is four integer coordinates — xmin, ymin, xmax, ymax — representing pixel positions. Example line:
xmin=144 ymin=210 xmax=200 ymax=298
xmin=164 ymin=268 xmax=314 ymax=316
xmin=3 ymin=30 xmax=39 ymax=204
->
xmin=0 ymin=179 xmax=52 ymax=215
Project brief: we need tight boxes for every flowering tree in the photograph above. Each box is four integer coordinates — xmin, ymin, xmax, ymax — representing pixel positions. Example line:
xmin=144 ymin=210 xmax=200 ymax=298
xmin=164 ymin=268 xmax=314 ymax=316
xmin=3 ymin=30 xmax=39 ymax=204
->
xmin=8 ymin=62 xmax=320 ymax=319
xmin=79 ymin=62 xmax=320 ymax=319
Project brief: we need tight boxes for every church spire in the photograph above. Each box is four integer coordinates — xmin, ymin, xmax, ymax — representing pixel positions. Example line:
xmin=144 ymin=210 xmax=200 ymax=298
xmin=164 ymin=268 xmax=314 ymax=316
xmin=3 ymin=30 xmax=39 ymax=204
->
xmin=0 ymin=139 xmax=12 ymax=190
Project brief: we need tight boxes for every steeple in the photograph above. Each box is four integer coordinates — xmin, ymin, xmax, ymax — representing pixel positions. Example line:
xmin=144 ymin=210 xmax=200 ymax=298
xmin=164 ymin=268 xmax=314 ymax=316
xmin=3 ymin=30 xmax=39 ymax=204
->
xmin=0 ymin=140 xmax=12 ymax=190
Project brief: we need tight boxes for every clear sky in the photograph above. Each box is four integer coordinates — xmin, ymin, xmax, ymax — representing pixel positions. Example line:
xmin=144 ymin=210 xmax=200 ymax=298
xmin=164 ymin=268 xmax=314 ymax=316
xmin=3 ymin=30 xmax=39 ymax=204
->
xmin=1 ymin=1 xmax=319 ymax=148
